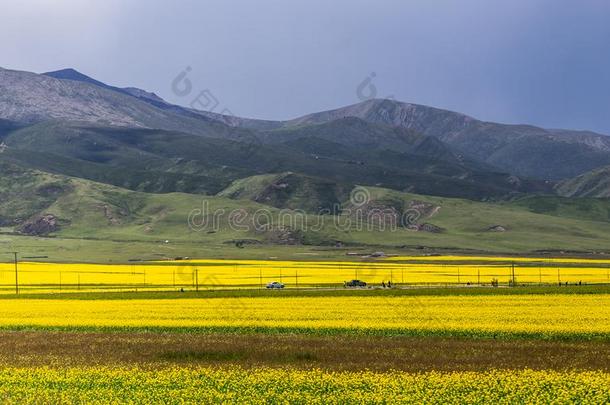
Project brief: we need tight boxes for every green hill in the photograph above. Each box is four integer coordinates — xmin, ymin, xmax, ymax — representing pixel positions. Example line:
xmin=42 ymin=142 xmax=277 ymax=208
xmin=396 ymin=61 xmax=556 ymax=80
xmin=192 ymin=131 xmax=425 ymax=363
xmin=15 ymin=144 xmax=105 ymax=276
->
xmin=0 ymin=159 xmax=71 ymax=226
xmin=510 ymin=195 xmax=610 ymax=223
xmin=218 ymin=172 xmax=352 ymax=214
xmin=556 ymin=166 xmax=610 ymax=198
xmin=1 ymin=163 xmax=609 ymax=262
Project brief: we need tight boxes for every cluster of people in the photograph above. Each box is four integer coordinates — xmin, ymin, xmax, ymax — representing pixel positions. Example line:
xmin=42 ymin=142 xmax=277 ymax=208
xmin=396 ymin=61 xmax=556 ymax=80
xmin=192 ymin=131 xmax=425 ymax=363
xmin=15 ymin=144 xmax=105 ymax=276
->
xmin=380 ymin=280 xmax=393 ymax=288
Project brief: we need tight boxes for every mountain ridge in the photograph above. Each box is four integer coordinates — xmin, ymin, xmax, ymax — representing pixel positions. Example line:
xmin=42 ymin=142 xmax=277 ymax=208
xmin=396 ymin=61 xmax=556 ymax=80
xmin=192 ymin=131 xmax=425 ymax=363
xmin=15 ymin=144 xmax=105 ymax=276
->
xmin=3 ymin=120 xmax=546 ymax=200
xmin=199 ymin=98 xmax=610 ymax=180
xmin=1 ymin=66 xmax=609 ymax=194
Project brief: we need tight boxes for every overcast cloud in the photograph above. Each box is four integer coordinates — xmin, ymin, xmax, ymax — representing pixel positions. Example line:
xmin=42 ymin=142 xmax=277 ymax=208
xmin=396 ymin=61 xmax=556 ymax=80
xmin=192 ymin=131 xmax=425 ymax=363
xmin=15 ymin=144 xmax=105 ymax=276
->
xmin=1 ymin=0 xmax=609 ymax=133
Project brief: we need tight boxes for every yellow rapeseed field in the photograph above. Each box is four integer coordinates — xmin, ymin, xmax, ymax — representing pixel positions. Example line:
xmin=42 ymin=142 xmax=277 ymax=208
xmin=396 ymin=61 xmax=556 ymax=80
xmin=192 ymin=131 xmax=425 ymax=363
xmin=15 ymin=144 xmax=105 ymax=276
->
xmin=0 ymin=367 xmax=606 ymax=404
xmin=0 ymin=255 xmax=608 ymax=292
xmin=2 ymin=294 xmax=609 ymax=338
xmin=385 ymin=255 xmax=610 ymax=264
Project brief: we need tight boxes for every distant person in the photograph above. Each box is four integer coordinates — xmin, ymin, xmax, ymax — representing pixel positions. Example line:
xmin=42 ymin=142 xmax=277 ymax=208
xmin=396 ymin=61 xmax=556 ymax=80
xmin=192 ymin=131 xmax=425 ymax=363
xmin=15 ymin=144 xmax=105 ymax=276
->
xmin=382 ymin=281 xmax=386 ymax=288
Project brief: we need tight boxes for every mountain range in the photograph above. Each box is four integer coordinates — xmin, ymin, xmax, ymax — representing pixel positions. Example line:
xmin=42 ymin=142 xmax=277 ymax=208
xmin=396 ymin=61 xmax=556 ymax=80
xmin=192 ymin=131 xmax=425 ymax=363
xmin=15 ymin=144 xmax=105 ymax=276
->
xmin=0 ymin=69 xmax=610 ymax=200
xmin=0 ymin=66 xmax=609 ymax=256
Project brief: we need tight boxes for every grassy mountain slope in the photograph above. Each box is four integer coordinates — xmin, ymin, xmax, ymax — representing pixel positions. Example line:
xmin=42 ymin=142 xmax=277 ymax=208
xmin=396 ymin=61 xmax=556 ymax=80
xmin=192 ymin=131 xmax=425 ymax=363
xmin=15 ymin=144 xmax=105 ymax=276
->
xmin=509 ymin=195 xmax=610 ymax=223
xmin=1 ymin=161 xmax=608 ymax=261
xmin=218 ymin=172 xmax=352 ymax=213
xmin=3 ymin=120 xmax=547 ymax=200
xmin=257 ymin=117 xmax=551 ymax=195
xmin=221 ymin=99 xmax=610 ymax=181
xmin=0 ymin=119 xmax=24 ymax=138
xmin=556 ymin=166 xmax=610 ymax=198
xmin=260 ymin=117 xmax=460 ymax=162
xmin=0 ymin=160 xmax=71 ymax=226
xmin=32 ymin=185 xmax=610 ymax=257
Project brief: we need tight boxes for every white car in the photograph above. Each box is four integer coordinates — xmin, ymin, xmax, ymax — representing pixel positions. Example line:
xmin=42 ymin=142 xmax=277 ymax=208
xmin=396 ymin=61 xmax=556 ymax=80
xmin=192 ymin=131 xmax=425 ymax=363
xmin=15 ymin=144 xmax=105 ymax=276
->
xmin=266 ymin=281 xmax=285 ymax=289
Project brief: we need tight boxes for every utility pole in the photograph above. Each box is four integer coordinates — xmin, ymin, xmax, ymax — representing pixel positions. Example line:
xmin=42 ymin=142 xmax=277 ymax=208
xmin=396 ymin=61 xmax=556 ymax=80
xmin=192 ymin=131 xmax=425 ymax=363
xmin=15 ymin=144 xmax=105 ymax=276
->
xmin=511 ymin=262 xmax=516 ymax=287
xmin=12 ymin=252 xmax=18 ymax=295
xmin=195 ymin=267 xmax=199 ymax=292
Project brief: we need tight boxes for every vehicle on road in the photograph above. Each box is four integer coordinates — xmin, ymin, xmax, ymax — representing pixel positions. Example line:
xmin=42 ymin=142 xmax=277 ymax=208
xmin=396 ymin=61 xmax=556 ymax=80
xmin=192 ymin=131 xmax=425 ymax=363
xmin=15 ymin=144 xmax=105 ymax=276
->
xmin=266 ymin=281 xmax=285 ymax=289
xmin=345 ymin=279 xmax=367 ymax=287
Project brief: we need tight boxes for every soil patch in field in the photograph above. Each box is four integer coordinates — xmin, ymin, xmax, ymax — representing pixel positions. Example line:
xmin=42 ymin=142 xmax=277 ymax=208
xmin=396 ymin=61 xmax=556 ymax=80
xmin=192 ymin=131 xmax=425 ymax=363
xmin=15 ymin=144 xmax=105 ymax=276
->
xmin=1 ymin=331 xmax=608 ymax=372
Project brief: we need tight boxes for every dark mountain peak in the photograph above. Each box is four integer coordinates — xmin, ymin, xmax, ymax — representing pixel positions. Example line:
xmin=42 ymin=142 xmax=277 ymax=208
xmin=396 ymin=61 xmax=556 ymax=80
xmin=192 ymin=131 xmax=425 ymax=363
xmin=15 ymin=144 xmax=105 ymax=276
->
xmin=42 ymin=68 xmax=207 ymax=121
xmin=43 ymin=68 xmax=111 ymax=89
xmin=287 ymin=98 xmax=476 ymax=132
xmin=44 ymin=67 xmax=83 ymax=78
xmin=44 ymin=69 xmax=166 ymax=104
xmin=0 ymin=67 xmax=241 ymax=133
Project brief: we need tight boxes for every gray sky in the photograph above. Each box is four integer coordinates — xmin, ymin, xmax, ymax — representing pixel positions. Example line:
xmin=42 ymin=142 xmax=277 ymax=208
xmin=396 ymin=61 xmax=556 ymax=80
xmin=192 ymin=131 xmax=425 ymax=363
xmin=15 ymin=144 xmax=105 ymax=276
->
xmin=2 ymin=0 xmax=610 ymax=133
